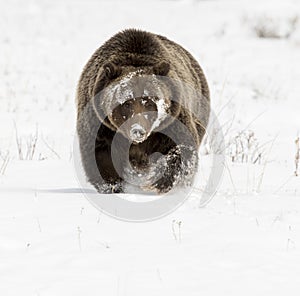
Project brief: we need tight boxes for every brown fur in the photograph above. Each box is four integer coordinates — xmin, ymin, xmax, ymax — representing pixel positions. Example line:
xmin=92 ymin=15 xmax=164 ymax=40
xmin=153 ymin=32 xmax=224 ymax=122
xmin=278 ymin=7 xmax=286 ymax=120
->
xmin=76 ymin=29 xmax=210 ymax=193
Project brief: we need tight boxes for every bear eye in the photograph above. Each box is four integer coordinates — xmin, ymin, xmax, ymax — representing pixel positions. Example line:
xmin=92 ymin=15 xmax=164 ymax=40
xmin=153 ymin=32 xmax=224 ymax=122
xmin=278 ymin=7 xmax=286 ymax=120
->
xmin=124 ymin=101 xmax=132 ymax=109
xmin=144 ymin=100 xmax=153 ymax=107
xmin=144 ymin=99 xmax=156 ymax=109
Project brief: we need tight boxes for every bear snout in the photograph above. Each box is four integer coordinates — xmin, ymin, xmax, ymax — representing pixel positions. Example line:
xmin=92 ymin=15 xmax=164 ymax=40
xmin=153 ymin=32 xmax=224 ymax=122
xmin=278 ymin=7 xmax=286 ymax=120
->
xmin=130 ymin=123 xmax=147 ymax=143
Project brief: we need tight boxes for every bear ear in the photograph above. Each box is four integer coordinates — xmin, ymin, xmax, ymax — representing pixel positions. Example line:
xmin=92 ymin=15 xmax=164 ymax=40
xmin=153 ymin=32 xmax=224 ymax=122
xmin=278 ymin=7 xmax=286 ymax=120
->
xmin=93 ymin=63 xmax=121 ymax=97
xmin=103 ymin=62 xmax=121 ymax=80
xmin=153 ymin=61 xmax=170 ymax=76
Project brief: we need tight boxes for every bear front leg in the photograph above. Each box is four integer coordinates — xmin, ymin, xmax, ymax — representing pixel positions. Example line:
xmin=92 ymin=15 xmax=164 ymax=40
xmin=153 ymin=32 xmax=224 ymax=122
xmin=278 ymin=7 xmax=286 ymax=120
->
xmin=144 ymin=145 xmax=198 ymax=194
xmin=94 ymin=145 xmax=124 ymax=194
xmin=80 ymin=144 xmax=124 ymax=194
xmin=91 ymin=181 xmax=124 ymax=194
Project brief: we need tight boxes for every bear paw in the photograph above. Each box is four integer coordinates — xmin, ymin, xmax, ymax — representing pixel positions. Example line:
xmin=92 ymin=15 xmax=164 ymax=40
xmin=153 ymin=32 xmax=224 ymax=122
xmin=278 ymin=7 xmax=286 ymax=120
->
xmin=92 ymin=181 xmax=124 ymax=194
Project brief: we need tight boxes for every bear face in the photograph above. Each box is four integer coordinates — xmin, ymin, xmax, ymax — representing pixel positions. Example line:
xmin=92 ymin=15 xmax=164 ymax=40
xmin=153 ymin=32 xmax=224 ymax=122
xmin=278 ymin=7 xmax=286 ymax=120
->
xmin=111 ymin=97 xmax=158 ymax=143
xmin=92 ymin=61 xmax=179 ymax=144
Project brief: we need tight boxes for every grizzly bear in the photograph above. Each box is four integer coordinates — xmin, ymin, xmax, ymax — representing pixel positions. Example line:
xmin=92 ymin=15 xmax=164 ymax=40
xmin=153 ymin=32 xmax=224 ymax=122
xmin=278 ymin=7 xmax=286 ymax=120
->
xmin=76 ymin=29 xmax=210 ymax=194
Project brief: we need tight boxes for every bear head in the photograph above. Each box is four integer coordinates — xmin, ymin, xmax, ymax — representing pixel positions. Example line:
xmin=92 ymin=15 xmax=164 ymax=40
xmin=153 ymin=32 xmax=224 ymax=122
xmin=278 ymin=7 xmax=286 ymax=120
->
xmin=92 ymin=61 xmax=181 ymax=144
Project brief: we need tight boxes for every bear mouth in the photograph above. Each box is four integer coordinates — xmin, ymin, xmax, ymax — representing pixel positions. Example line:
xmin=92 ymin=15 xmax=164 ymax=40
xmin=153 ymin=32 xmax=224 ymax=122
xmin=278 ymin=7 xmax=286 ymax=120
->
xmin=129 ymin=123 xmax=148 ymax=143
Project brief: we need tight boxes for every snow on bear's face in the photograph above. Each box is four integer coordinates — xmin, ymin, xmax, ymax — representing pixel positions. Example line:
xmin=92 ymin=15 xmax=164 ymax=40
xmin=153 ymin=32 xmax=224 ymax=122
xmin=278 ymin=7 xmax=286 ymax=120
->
xmin=104 ymin=70 xmax=171 ymax=143
xmin=111 ymin=96 xmax=158 ymax=143
xmin=92 ymin=62 xmax=173 ymax=143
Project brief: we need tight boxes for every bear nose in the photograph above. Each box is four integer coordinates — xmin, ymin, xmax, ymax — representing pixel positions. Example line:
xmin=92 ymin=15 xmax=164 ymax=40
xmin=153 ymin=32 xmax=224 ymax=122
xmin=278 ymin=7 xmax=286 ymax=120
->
xmin=130 ymin=124 xmax=147 ymax=143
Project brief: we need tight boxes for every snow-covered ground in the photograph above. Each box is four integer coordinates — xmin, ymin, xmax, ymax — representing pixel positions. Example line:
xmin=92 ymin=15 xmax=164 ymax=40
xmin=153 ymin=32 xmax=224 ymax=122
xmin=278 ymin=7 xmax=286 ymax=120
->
xmin=1 ymin=0 xmax=300 ymax=295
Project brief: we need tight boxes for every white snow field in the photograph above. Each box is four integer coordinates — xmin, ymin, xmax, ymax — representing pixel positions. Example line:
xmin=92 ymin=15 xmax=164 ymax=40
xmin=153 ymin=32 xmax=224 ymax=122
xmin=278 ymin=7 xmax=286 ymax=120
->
xmin=1 ymin=0 xmax=300 ymax=295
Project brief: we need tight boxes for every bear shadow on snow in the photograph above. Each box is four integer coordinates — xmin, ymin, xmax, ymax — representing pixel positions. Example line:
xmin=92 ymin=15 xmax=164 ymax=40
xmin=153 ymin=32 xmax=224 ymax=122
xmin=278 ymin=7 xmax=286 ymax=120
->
xmin=76 ymin=29 xmax=210 ymax=194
